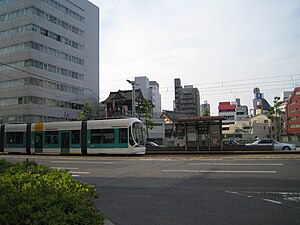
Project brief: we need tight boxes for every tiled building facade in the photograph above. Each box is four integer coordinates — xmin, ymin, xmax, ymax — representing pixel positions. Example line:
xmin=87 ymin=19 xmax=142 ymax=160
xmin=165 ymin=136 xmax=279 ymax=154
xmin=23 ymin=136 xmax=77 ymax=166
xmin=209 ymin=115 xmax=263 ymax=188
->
xmin=0 ymin=0 xmax=99 ymax=123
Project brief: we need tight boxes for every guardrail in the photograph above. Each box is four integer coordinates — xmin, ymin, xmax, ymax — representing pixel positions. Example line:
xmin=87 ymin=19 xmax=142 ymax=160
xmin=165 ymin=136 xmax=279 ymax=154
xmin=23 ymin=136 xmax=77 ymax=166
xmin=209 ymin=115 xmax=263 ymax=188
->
xmin=146 ymin=149 xmax=300 ymax=155
xmin=146 ymin=145 xmax=300 ymax=154
xmin=146 ymin=145 xmax=275 ymax=152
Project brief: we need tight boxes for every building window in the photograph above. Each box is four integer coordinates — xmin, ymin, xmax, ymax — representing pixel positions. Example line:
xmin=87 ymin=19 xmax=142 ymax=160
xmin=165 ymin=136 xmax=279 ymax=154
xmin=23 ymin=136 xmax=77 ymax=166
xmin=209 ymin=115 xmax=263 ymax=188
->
xmin=41 ymin=0 xmax=85 ymax=23
xmin=291 ymin=124 xmax=300 ymax=128
xmin=0 ymin=23 xmax=84 ymax=51
xmin=291 ymin=101 xmax=297 ymax=105
xmin=23 ymin=59 xmax=84 ymax=81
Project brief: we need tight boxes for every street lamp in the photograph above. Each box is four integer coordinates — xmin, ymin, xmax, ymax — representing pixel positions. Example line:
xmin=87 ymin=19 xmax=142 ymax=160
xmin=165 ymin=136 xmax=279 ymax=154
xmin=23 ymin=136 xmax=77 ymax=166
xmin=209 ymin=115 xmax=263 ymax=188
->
xmin=127 ymin=79 xmax=136 ymax=117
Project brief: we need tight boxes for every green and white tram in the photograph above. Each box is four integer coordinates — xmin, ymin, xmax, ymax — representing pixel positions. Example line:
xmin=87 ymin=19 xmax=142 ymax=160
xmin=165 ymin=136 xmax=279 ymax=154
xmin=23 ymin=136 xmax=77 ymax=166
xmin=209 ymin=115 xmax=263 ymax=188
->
xmin=0 ymin=118 xmax=145 ymax=155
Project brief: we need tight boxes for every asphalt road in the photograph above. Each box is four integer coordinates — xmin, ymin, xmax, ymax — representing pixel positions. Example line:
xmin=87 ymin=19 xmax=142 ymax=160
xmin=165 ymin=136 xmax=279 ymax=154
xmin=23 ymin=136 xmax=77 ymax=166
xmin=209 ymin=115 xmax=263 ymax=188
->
xmin=1 ymin=154 xmax=300 ymax=225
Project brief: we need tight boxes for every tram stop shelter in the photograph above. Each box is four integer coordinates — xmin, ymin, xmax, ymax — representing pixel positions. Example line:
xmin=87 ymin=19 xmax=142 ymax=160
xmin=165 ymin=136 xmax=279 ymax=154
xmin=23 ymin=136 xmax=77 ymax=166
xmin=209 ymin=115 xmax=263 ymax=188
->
xmin=176 ymin=116 xmax=225 ymax=151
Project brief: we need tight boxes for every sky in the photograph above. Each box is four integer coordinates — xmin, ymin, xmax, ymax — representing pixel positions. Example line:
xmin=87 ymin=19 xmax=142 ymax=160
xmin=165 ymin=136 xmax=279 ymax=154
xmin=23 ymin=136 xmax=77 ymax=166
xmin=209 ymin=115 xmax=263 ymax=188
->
xmin=89 ymin=0 xmax=300 ymax=115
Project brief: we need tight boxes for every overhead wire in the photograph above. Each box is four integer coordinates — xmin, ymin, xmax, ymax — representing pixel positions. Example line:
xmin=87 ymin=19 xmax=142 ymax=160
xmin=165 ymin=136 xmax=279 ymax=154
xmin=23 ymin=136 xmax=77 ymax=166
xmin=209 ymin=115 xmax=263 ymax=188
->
xmin=157 ymin=74 xmax=300 ymax=97
xmin=157 ymin=73 xmax=300 ymax=91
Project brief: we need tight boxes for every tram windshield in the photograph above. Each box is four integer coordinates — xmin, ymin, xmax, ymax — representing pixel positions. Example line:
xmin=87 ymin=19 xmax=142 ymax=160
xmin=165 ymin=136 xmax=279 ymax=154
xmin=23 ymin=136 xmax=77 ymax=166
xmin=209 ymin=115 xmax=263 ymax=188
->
xmin=129 ymin=122 xmax=144 ymax=146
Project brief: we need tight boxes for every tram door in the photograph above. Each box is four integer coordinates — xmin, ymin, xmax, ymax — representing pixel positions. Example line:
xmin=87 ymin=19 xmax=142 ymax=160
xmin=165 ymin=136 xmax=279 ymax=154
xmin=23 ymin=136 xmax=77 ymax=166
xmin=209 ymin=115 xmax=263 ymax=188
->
xmin=35 ymin=133 xmax=43 ymax=153
xmin=61 ymin=132 xmax=70 ymax=153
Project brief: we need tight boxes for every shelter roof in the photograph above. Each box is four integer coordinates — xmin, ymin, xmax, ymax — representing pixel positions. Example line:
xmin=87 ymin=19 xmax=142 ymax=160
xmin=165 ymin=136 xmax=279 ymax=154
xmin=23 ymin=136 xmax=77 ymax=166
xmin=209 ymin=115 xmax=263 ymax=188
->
xmin=161 ymin=110 xmax=192 ymax=121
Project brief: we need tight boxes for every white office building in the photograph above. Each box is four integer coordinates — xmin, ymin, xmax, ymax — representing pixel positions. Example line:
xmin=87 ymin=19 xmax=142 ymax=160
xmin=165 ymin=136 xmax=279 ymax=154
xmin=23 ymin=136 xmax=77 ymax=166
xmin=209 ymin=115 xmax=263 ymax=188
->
xmin=0 ymin=0 xmax=99 ymax=123
xmin=134 ymin=76 xmax=162 ymax=117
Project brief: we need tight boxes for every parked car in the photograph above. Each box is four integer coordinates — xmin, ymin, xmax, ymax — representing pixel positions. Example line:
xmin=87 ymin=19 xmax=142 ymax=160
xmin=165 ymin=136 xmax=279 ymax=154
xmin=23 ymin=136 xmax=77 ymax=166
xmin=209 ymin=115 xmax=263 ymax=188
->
xmin=222 ymin=139 xmax=245 ymax=150
xmin=246 ymin=139 xmax=296 ymax=150
xmin=246 ymin=139 xmax=273 ymax=146
xmin=222 ymin=139 xmax=244 ymax=146
xmin=273 ymin=140 xmax=296 ymax=150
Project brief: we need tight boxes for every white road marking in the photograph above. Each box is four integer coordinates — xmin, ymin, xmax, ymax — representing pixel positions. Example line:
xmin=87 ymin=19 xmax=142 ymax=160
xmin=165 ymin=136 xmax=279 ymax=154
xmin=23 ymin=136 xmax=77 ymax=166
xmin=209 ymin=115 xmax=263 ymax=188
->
xmin=225 ymin=191 xmax=239 ymax=194
xmin=263 ymin=199 xmax=282 ymax=205
xmin=251 ymin=192 xmax=300 ymax=203
xmin=50 ymin=167 xmax=90 ymax=176
xmin=51 ymin=167 xmax=79 ymax=170
xmin=187 ymin=163 xmax=284 ymax=166
xmin=163 ymin=169 xmax=277 ymax=173
xmin=69 ymin=171 xmax=90 ymax=174
xmin=50 ymin=160 xmax=113 ymax=164
xmin=226 ymin=191 xmax=283 ymax=205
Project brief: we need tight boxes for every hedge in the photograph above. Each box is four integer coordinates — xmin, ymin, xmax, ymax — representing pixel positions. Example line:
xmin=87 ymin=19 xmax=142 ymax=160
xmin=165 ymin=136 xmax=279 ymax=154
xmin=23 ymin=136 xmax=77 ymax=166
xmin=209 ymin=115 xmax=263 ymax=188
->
xmin=0 ymin=159 xmax=104 ymax=225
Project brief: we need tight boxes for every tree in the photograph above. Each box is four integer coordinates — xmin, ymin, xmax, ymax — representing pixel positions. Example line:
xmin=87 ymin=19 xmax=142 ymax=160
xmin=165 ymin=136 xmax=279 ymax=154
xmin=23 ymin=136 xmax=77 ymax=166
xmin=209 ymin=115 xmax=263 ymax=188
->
xmin=79 ymin=101 xmax=93 ymax=121
xmin=202 ymin=108 xmax=210 ymax=117
xmin=139 ymin=99 xmax=154 ymax=140
xmin=267 ymin=96 xmax=284 ymax=140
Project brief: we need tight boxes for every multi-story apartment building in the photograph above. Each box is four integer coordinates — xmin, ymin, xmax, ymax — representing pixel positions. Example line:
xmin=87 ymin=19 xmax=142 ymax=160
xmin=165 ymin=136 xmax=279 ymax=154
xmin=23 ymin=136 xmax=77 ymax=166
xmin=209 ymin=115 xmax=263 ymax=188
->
xmin=134 ymin=76 xmax=164 ymax=143
xmin=0 ymin=0 xmax=99 ymax=123
xmin=218 ymin=98 xmax=249 ymax=123
xmin=235 ymin=98 xmax=249 ymax=122
xmin=174 ymin=78 xmax=200 ymax=117
xmin=218 ymin=101 xmax=236 ymax=124
xmin=134 ymin=76 xmax=161 ymax=117
xmin=149 ymin=81 xmax=161 ymax=115
xmin=286 ymin=87 xmax=300 ymax=135
xmin=219 ymin=99 xmax=251 ymax=140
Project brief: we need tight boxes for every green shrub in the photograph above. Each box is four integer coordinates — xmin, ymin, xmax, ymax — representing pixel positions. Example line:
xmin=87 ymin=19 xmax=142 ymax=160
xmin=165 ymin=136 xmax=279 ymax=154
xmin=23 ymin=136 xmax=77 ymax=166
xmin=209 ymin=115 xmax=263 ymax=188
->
xmin=0 ymin=159 xmax=14 ymax=174
xmin=0 ymin=159 xmax=104 ymax=225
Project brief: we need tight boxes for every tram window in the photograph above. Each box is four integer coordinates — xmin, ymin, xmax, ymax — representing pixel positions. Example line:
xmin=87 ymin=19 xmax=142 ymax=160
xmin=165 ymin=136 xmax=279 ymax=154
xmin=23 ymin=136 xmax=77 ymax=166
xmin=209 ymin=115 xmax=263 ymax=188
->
xmin=71 ymin=130 xmax=80 ymax=144
xmin=91 ymin=129 xmax=101 ymax=144
xmin=103 ymin=129 xmax=114 ymax=143
xmin=119 ymin=128 xmax=128 ymax=143
xmin=129 ymin=134 xmax=135 ymax=146
xmin=45 ymin=131 xmax=58 ymax=144
xmin=6 ymin=132 xmax=23 ymax=144
xmin=91 ymin=129 xmax=114 ymax=144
